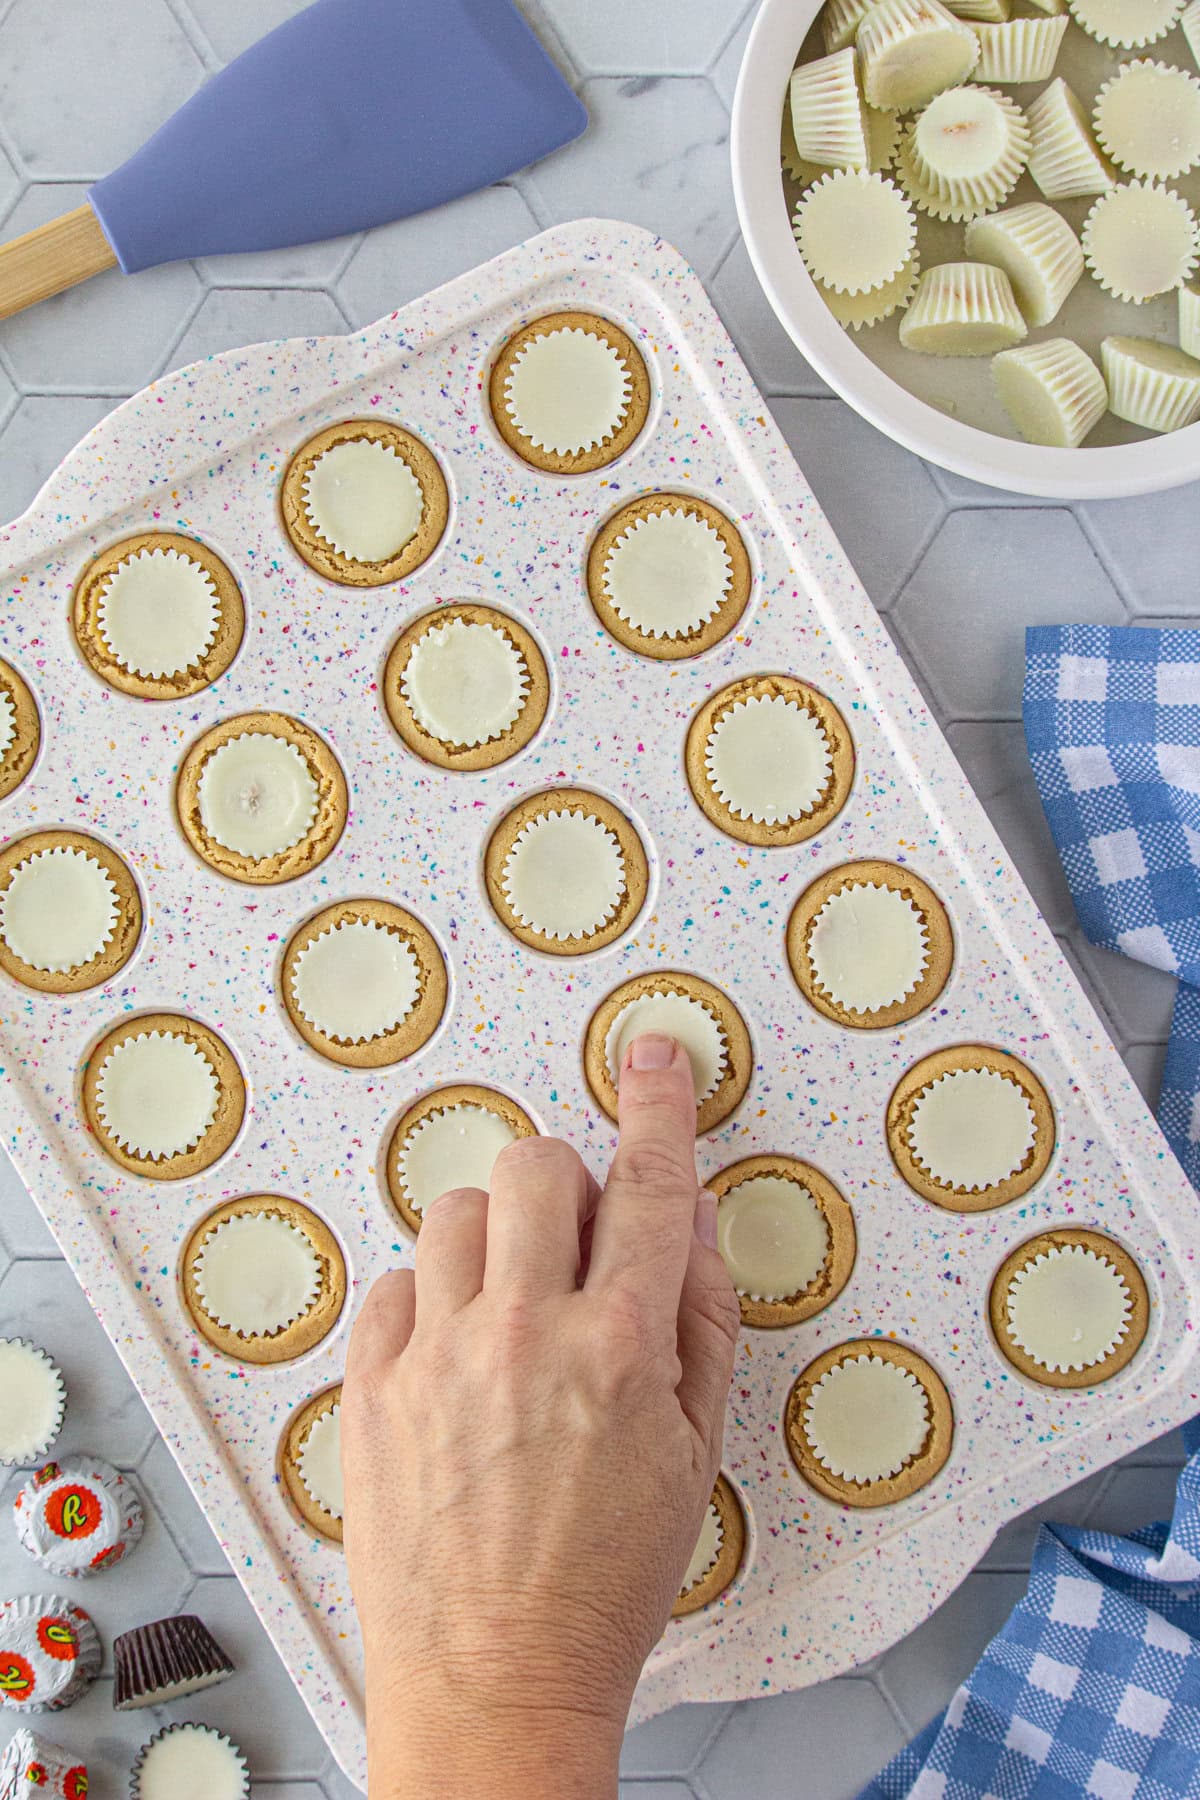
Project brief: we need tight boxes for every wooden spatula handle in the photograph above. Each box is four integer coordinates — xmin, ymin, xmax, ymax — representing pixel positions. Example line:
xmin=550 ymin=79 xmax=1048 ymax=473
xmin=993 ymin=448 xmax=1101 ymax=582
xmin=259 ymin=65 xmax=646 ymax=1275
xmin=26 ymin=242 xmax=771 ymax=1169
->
xmin=0 ymin=203 xmax=119 ymax=322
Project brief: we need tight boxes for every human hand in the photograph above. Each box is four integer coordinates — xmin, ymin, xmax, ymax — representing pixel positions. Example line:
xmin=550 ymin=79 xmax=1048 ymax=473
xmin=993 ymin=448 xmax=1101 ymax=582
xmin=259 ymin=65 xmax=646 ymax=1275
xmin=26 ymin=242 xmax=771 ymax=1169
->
xmin=341 ymin=1033 xmax=740 ymax=1800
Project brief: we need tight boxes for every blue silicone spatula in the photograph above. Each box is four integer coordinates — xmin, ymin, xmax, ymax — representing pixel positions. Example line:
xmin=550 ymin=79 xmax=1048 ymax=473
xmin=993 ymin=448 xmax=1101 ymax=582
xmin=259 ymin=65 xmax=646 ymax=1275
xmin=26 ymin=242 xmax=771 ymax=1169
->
xmin=0 ymin=0 xmax=585 ymax=321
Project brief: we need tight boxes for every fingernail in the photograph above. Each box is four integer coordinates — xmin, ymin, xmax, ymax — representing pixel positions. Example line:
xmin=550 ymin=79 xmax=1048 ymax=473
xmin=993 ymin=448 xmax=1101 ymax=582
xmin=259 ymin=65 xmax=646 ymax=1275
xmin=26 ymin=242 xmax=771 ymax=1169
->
xmin=630 ymin=1032 xmax=676 ymax=1071
xmin=695 ymin=1190 xmax=719 ymax=1250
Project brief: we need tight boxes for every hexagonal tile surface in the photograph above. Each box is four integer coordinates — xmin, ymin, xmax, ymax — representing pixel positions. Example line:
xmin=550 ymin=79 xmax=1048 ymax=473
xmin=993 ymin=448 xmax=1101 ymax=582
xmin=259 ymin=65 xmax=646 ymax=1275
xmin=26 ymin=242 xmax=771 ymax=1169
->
xmin=710 ymin=235 xmax=829 ymax=398
xmin=0 ymin=1258 xmax=160 ymax=1465
xmin=876 ymin=1571 xmax=1029 ymax=1736
xmin=548 ymin=0 xmax=752 ymax=76
xmin=701 ymin=1679 xmax=906 ymax=1799
xmin=621 ymin=1700 xmax=732 ymax=1777
xmin=1081 ymin=484 xmax=1200 ymax=619
xmin=0 ymin=185 xmax=201 ymax=388
xmin=337 ymin=184 xmax=539 ymax=330
xmin=770 ymin=397 xmax=943 ymax=609
xmin=522 ymin=77 xmax=736 ymax=281
xmin=894 ymin=509 xmax=1126 ymax=720
xmin=0 ymin=0 xmax=203 ymax=175
xmin=0 ymin=143 xmax=19 ymax=228
xmin=164 ymin=286 xmax=348 ymax=374
xmin=173 ymin=1577 xmax=331 ymax=1780
xmin=185 ymin=0 xmax=312 ymax=64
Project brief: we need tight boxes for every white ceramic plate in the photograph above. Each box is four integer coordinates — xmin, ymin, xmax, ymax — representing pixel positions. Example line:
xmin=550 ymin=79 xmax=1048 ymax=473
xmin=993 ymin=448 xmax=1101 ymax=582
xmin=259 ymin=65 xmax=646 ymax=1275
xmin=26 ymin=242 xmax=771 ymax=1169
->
xmin=731 ymin=0 xmax=1200 ymax=498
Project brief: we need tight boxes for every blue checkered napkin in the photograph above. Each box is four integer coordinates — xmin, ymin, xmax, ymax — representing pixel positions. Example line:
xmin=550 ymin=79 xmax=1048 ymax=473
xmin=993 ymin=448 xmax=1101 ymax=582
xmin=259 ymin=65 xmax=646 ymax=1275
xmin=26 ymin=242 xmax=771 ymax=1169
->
xmin=1023 ymin=623 xmax=1200 ymax=1192
xmin=860 ymin=1423 xmax=1200 ymax=1800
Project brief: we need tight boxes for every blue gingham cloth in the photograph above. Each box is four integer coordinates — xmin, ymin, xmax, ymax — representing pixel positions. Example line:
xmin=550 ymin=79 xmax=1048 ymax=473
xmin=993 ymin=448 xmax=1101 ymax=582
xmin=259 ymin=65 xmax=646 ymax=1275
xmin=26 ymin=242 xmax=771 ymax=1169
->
xmin=858 ymin=624 xmax=1200 ymax=1798
xmin=860 ymin=1421 xmax=1200 ymax=1800
xmin=1022 ymin=623 xmax=1200 ymax=1192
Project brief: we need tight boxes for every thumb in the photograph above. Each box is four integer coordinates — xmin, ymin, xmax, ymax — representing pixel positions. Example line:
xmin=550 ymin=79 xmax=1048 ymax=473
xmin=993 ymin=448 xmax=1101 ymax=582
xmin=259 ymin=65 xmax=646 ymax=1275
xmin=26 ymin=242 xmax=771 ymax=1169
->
xmin=675 ymin=1191 xmax=739 ymax=1470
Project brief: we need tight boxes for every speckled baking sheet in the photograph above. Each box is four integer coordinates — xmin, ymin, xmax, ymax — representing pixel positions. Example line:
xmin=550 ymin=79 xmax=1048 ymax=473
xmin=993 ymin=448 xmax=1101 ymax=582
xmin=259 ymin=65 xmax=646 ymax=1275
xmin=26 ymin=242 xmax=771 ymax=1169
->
xmin=0 ymin=220 xmax=1197 ymax=1791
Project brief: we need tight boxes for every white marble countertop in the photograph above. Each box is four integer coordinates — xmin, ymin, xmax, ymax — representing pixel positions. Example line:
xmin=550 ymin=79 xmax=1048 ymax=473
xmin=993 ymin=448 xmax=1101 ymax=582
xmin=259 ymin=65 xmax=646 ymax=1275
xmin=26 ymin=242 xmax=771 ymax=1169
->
xmin=0 ymin=1 xmax=1193 ymax=1793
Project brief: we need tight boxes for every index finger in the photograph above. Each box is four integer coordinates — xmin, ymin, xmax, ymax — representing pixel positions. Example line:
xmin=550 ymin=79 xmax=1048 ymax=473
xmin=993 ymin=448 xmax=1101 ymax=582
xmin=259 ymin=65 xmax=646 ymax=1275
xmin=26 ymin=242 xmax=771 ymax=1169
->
xmin=585 ymin=1033 xmax=700 ymax=1303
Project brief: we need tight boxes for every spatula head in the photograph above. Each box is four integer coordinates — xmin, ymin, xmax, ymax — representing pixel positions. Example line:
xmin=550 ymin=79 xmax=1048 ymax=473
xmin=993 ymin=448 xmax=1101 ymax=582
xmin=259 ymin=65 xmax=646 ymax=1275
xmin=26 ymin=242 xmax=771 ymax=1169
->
xmin=89 ymin=0 xmax=585 ymax=274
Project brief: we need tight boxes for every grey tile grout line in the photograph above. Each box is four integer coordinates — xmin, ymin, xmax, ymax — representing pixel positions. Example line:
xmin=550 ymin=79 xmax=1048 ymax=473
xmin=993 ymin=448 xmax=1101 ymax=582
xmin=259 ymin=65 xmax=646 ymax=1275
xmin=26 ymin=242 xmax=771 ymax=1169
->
xmin=159 ymin=0 xmax=223 ymax=72
xmin=1070 ymin=503 xmax=1139 ymax=616
xmin=705 ymin=0 xmax=762 ymax=71
xmin=870 ymin=1664 xmax=919 ymax=1740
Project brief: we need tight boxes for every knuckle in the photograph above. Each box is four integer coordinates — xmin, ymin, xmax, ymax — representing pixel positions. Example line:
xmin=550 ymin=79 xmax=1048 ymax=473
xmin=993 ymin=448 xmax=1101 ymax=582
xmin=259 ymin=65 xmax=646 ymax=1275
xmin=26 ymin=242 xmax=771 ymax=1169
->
xmin=491 ymin=1135 xmax=578 ymax=1185
xmin=421 ymin=1183 xmax=486 ymax=1220
xmin=611 ymin=1139 xmax=693 ymax=1196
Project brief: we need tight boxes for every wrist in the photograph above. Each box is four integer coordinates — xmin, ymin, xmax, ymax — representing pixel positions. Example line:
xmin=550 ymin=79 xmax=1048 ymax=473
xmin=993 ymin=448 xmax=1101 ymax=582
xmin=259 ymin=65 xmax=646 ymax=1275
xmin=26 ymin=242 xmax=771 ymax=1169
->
xmin=369 ymin=1691 xmax=623 ymax=1800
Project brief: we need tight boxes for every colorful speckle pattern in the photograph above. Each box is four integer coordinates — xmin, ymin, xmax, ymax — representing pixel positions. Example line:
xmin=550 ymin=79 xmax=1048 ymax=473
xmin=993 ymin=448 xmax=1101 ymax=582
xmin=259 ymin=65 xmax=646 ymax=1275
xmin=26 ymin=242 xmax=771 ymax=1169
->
xmin=0 ymin=223 xmax=1197 ymax=1791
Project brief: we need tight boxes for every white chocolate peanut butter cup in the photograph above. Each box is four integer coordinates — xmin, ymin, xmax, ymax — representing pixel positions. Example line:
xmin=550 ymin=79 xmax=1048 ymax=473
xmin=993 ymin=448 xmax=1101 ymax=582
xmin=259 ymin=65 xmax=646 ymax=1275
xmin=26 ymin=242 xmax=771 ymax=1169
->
xmin=298 ymin=1404 xmax=343 ymax=1521
xmin=132 ymin=1725 xmax=249 ymax=1800
xmin=182 ymin=1195 xmax=346 ymax=1364
xmin=199 ymin=733 xmax=317 ymax=859
xmin=484 ymin=789 xmax=648 ymax=956
xmin=965 ymin=203 xmax=1083 ymax=328
xmin=384 ymin=603 xmax=549 ymax=772
xmin=96 ymin=1034 xmax=219 ymax=1161
xmin=904 ymin=87 xmax=1029 ymax=220
xmin=794 ymin=169 xmax=916 ymax=294
xmin=909 ymin=1068 xmax=1033 ymax=1188
xmin=680 ymin=1502 xmax=723 ymax=1593
xmin=1027 ymin=79 xmax=1115 ymax=200
xmin=707 ymin=696 xmax=832 ymax=824
xmin=196 ymin=1215 xmax=320 ymax=1334
xmin=856 ymin=0 xmax=980 ymax=112
xmin=994 ymin=338 xmax=1108 ymax=448
xmin=587 ymin=494 xmax=751 ymax=660
xmin=1102 ymin=336 xmax=1200 ymax=432
xmin=302 ymin=439 xmax=424 ymax=563
xmin=824 ymin=0 xmax=875 ymax=52
xmin=671 ymin=1475 xmax=746 ymax=1617
xmin=990 ymin=1229 xmax=1150 ymax=1388
xmin=711 ymin=1154 xmax=856 ymax=1328
xmin=786 ymin=1340 xmax=953 ymax=1507
xmin=96 ymin=548 xmax=218 ymax=679
xmin=83 ymin=1013 xmax=245 ymax=1181
xmin=788 ymin=49 xmax=869 ymax=170
xmin=290 ymin=920 xmax=420 ymax=1043
xmin=73 ymin=533 xmax=244 ymax=701
xmin=603 ymin=509 xmax=732 ymax=639
xmin=385 ymin=1086 xmax=538 ymax=1235
xmin=971 ymin=14 xmax=1067 ymax=80
xmin=686 ymin=674 xmax=854 ymax=849
xmin=0 ymin=1339 xmax=66 ymax=1465
xmin=0 ymin=658 xmax=37 ymax=803
xmin=900 ymin=261 xmax=1027 ymax=353
xmin=818 ymin=253 xmax=921 ymax=328
xmin=806 ymin=1357 xmax=929 ymax=1482
xmin=280 ymin=420 xmax=448 ymax=587
xmin=489 ymin=312 xmax=650 ymax=475
xmin=1082 ymin=181 xmax=1199 ymax=302
xmin=1182 ymin=283 xmax=1200 ymax=359
xmin=944 ymin=0 xmax=1010 ymax=19
xmin=605 ymin=993 xmax=726 ymax=1102
xmin=403 ymin=619 xmax=526 ymax=747
xmin=1067 ymin=0 xmax=1183 ymax=48
xmin=501 ymin=811 xmax=624 ymax=941
xmin=176 ymin=712 xmax=348 ymax=886
xmin=584 ymin=972 xmax=752 ymax=1136
xmin=0 ymin=832 xmax=142 ymax=995
xmin=280 ymin=1386 xmax=344 ymax=1543
xmin=0 ymin=847 xmax=116 ymax=972
xmin=282 ymin=899 xmax=447 ymax=1069
xmin=503 ymin=327 xmax=632 ymax=455
xmin=788 ymin=862 xmax=952 ymax=1028
xmin=1093 ymin=61 xmax=1200 ymax=182
xmin=889 ymin=1044 xmax=1055 ymax=1210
